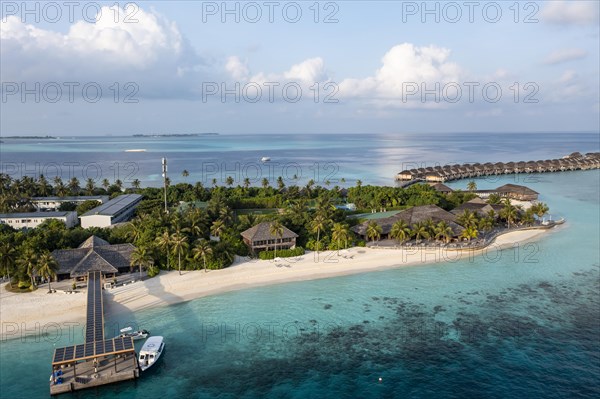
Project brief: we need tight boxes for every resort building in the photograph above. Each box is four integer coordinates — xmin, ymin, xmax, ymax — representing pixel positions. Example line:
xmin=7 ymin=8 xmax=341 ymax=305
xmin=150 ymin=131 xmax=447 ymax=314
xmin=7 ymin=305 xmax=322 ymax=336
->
xmin=475 ymin=184 xmax=539 ymax=201
xmin=51 ymin=236 xmax=136 ymax=281
xmin=241 ymin=222 xmax=298 ymax=254
xmin=450 ymin=197 xmax=503 ymax=217
xmin=31 ymin=195 xmax=109 ymax=211
xmin=79 ymin=194 xmax=143 ymax=228
xmin=0 ymin=211 xmax=77 ymax=229
xmin=351 ymin=205 xmax=464 ymax=241
xmin=429 ymin=183 xmax=454 ymax=194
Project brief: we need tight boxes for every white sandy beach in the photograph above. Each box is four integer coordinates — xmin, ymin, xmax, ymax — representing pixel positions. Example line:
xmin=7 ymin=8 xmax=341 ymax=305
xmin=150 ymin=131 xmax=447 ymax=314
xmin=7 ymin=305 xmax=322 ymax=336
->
xmin=0 ymin=229 xmax=550 ymax=340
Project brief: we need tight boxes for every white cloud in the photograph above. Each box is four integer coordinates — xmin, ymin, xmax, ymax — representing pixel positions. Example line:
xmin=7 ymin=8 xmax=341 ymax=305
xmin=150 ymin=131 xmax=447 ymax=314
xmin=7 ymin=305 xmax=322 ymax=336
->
xmin=541 ymin=1 xmax=600 ymax=26
xmin=225 ymin=56 xmax=250 ymax=80
xmin=543 ymin=48 xmax=588 ymax=65
xmin=283 ymin=58 xmax=326 ymax=83
xmin=0 ymin=6 xmax=201 ymax=97
xmin=558 ymin=70 xmax=577 ymax=83
xmin=339 ymin=43 xmax=462 ymax=104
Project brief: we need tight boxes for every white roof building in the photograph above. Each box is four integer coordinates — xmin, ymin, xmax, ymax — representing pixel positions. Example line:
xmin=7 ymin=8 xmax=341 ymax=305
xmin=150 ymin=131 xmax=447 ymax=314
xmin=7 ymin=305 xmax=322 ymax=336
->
xmin=79 ymin=194 xmax=143 ymax=228
xmin=31 ymin=195 xmax=110 ymax=211
xmin=0 ymin=211 xmax=78 ymax=229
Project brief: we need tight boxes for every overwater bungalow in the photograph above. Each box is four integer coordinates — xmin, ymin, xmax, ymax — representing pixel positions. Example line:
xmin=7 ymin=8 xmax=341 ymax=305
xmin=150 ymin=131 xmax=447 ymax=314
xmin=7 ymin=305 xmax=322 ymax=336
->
xmin=395 ymin=152 xmax=599 ymax=182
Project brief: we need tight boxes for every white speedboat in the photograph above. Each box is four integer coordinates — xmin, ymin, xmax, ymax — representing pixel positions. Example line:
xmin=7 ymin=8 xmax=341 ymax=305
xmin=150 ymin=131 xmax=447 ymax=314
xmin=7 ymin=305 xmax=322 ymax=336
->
xmin=117 ymin=326 xmax=150 ymax=341
xmin=138 ymin=336 xmax=164 ymax=371
xmin=261 ymin=156 xmax=271 ymax=162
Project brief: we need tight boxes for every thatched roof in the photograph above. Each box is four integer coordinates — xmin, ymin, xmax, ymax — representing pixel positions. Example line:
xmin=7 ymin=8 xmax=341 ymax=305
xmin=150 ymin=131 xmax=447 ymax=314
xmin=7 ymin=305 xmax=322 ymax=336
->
xmin=429 ymin=183 xmax=454 ymax=193
xmin=241 ymin=222 xmax=298 ymax=242
xmin=352 ymin=205 xmax=464 ymax=237
xmin=52 ymin=235 xmax=135 ymax=277
xmin=495 ymin=184 xmax=538 ymax=195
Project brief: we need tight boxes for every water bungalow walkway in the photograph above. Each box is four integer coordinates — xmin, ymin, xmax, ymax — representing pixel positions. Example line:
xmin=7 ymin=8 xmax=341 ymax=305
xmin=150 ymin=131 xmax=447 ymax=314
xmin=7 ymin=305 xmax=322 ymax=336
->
xmin=396 ymin=152 xmax=599 ymax=182
xmin=50 ymin=271 xmax=138 ymax=395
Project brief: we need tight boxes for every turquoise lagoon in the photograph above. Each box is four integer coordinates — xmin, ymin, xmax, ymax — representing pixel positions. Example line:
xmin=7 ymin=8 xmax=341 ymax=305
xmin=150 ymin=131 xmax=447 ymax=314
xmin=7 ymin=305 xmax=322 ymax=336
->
xmin=1 ymin=169 xmax=598 ymax=398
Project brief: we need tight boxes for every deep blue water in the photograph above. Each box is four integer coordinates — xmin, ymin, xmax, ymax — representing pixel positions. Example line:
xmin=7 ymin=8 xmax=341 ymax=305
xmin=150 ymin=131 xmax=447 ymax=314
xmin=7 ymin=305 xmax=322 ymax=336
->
xmin=1 ymin=132 xmax=598 ymax=187
xmin=0 ymin=134 xmax=599 ymax=398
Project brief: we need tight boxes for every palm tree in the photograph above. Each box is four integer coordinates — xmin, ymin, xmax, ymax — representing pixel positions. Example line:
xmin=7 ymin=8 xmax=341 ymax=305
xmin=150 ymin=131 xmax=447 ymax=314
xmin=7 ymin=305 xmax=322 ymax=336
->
xmin=68 ymin=177 xmax=80 ymax=194
xmin=331 ymin=223 xmax=350 ymax=255
xmin=182 ymin=170 xmax=189 ymax=179
xmin=170 ymin=232 xmax=189 ymax=275
xmin=460 ymin=225 xmax=479 ymax=241
xmin=356 ymin=180 xmax=362 ymax=189
xmin=226 ymin=176 xmax=234 ymax=187
xmin=132 ymin=179 xmax=141 ymax=189
xmin=434 ymin=221 xmax=454 ymax=244
xmin=531 ymin=202 xmax=549 ymax=221
xmin=521 ymin=209 xmax=535 ymax=226
xmin=277 ymin=176 xmax=285 ymax=190
xmin=261 ymin=178 xmax=270 ymax=189
xmin=500 ymin=200 xmax=518 ymax=228
xmin=115 ymin=179 xmax=123 ymax=191
xmin=243 ymin=178 xmax=251 ymax=189
xmin=210 ymin=219 xmax=226 ymax=239
xmin=192 ymin=239 xmax=213 ymax=272
xmin=269 ymin=221 xmax=284 ymax=258
xmin=37 ymin=175 xmax=52 ymax=196
xmin=130 ymin=246 xmax=153 ymax=278
xmin=311 ymin=214 xmax=328 ymax=253
xmin=479 ymin=216 xmax=494 ymax=233
xmin=411 ymin=222 xmax=430 ymax=243
xmin=467 ymin=181 xmax=477 ymax=191
xmin=37 ymin=251 xmax=59 ymax=292
xmin=155 ymin=230 xmax=172 ymax=270
xmin=102 ymin=178 xmax=110 ymax=191
xmin=457 ymin=210 xmax=478 ymax=228
xmin=85 ymin=178 xmax=95 ymax=195
xmin=390 ymin=220 xmax=411 ymax=244
xmin=18 ymin=249 xmax=38 ymax=288
xmin=366 ymin=221 xmax=382 ymax=244
xmin=0 ymin=243 xmax=16 ymax=288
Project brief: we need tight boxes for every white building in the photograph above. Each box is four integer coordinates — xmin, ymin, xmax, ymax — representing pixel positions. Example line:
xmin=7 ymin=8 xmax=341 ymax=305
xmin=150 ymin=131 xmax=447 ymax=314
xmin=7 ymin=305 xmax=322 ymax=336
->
xmin=0 ymin=211 xmax=78 ymax=229
xmin=79 ymin=194 xmax=143 ymax=228
xmin=31 ymin=195 xmax=110 ymax=211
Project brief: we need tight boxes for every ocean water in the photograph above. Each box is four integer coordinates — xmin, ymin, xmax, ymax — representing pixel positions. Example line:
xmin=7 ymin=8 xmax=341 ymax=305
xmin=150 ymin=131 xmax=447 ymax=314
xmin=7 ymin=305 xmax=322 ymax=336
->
xmin=1 ymin=132 xmax=598 ymax=187
xmin=1 ymin=134 xmax=599 ymax=398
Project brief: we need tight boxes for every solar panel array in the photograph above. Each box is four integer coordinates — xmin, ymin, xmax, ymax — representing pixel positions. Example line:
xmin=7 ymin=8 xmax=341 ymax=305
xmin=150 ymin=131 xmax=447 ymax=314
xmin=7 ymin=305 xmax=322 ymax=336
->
xmin=52 ymin=337 xmax=134 ymax=365
xmin=81 ymin=194 xmax=142 ymax=217
xmin=85 ymin=271 xmax=104 ymax=343
xmin=52 ymin=271 xmax=135 ymax=366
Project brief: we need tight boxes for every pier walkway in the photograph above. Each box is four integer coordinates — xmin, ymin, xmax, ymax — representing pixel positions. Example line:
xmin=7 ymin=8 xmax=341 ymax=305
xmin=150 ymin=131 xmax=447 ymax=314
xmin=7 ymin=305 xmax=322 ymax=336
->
xmin=50 ymin=271 xmax=138 ymax=395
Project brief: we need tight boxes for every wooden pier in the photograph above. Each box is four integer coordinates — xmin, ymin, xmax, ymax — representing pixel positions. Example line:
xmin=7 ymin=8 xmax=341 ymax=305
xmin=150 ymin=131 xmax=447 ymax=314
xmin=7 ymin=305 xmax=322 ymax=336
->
xmin=50 ymin=271 xmax=139 ymax=395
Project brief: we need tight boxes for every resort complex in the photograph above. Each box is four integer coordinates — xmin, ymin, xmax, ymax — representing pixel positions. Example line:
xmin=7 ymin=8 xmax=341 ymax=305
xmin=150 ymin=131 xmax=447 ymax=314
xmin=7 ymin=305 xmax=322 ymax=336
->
xmin=0 ymin=149 xmax=595 ymax=396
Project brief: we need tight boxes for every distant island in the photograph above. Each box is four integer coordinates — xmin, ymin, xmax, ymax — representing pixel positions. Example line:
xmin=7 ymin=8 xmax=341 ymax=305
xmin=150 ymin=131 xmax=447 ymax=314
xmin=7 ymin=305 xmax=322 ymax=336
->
xmin=2 ymin=135 xmax=57 ymax=139
xmin=132 ymin=133 xmax=218 ymax=137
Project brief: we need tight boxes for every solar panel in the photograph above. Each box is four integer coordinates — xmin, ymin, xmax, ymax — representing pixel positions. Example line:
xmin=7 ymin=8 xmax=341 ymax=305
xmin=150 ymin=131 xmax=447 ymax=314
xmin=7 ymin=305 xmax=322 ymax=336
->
xmin=51 ymin=272 xmax=136 ymax=367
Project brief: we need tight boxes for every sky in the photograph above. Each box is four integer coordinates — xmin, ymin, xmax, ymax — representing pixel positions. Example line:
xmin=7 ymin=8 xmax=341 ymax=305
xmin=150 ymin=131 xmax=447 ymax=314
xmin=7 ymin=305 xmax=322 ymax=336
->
xmin=0 ymin=0 xmax=599 ymax=135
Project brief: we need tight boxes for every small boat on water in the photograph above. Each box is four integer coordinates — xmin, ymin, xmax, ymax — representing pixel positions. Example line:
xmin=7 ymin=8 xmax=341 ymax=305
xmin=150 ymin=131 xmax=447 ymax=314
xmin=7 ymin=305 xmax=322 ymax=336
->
xmin=117 ymin=326 xmax=150 ymax=341
xmin=138 ymin=336 xmax=164 ymax=371
xmin=125 ymin=149 xmax=147 ymax=152
xmin=261 ymin=156 xmax=271 ymax=162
